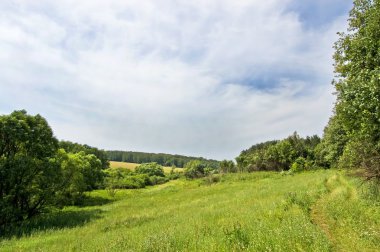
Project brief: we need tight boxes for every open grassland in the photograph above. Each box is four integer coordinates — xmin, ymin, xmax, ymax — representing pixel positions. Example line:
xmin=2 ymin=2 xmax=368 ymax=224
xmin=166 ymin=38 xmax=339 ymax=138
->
xmin=1 ymin=170 xmax=379 ymax=251
xmin=109 ymin=161 xmax=182 ymax=173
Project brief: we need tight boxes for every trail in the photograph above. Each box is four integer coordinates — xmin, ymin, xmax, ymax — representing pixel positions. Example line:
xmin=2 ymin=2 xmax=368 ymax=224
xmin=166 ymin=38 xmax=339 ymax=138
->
xmin=310 ymin=174 xmax=359 ymax=252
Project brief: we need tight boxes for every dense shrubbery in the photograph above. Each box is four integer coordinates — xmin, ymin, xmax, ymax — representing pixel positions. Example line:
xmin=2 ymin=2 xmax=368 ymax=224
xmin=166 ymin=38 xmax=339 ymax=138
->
xmin=236 ymin=132 xmax=321 ymax=172
xmin=105 ymin=163 xmax=170 ymax=192
xmin=184 ymin=160 xmax=218 ymax=179
xmin=135 ymin=162 xmax=165 ymax=177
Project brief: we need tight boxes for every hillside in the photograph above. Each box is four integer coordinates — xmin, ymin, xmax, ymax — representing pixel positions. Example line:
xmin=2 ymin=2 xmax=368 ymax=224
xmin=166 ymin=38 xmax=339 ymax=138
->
xmin=2 ymin=170 xmax=379 ymax=251
xmin=106 ymin=150 xmax=219 ymax=168
xmin=109 ymin=161 xmax=183 ymax=173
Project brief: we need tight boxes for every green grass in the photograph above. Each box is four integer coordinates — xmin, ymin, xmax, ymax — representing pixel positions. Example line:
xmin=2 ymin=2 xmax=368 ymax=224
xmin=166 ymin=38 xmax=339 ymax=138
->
xmin=1 ymin=170 xmax=379 ymax=251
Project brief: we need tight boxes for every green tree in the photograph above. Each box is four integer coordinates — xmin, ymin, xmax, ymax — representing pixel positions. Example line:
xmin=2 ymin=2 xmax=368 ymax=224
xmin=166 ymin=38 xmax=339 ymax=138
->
xmin=333 ymin=0 xmax=380 ymax=178
xmin=59 ymin=141 xmax=109 ymax=170
xmin=315 ymin=115 xmax=348 ymax=168
xmin=135 ymin=162 xmax=165 ymax=177
xmin=184 ymin=160 xmax=207 ymax=179
xmin=0 ymin=110 xmax=61 ymax=226
xmin=55 ymin=149 xmax=105 ymax=205
xmin=219 ymin=160 xmax=237 ymax=173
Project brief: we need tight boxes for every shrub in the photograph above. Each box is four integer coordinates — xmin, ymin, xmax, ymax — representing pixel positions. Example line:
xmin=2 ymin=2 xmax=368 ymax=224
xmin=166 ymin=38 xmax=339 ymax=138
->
xmin=290 ymin=157 xmax=307 ymax=173
xmin=149 ymin=175 xmax=169 ymax=185
xmin=135 ymin=162 xmax=165 ymax=177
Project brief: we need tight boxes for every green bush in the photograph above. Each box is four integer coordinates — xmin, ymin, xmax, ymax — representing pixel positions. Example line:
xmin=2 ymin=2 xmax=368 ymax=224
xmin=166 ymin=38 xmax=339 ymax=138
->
xmin=184 ymin=160 xmax=216 ymax=179
xmin=149 ymin=175 xmax=169 ymax=185
xmin=290 ymin=157 xmax=307 ymax=173
xmin=135 ymin=162 xmax=165 ymax=177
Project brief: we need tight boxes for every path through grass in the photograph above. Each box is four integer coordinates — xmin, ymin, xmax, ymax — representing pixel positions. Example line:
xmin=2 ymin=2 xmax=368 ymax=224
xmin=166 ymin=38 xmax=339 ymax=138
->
xmin=1 ymin=170 xmax=379 ymax=251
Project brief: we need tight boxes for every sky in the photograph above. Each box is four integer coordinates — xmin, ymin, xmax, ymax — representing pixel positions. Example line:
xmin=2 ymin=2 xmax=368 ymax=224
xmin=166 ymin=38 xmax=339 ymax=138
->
xmin=0 ymin=0 xmax=353 ymax=160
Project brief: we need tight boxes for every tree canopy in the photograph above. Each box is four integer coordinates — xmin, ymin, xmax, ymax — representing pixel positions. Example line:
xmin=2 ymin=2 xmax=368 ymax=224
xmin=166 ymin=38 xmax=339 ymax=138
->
xmin=328 ymin=0 xmax=380 ymax=179
xmin=0 ymin=110 xmax=61 ymax=225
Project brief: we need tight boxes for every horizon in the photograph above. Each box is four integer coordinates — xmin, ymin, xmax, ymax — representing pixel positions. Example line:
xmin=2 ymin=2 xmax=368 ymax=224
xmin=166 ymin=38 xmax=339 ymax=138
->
xmin=0 ymin=0 xmax=353 ymax=160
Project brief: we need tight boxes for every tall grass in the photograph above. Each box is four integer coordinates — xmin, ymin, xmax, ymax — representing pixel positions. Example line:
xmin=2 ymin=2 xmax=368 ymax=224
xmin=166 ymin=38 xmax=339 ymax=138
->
xmin=1 ymin=170 xmax=379 ymax=251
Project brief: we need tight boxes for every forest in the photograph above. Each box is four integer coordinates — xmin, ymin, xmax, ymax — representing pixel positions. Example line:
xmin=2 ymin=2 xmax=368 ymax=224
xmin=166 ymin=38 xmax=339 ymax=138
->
xmin=106 ymin=150 xmax=219 ymax=168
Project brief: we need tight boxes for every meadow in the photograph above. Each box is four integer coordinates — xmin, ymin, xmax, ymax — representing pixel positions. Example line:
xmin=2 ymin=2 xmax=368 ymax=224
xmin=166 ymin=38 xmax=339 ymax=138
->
xmin=1 ymin=170 xmax=379 ymax=251
xmin=109 ymin=161 xmax=183 ymax=173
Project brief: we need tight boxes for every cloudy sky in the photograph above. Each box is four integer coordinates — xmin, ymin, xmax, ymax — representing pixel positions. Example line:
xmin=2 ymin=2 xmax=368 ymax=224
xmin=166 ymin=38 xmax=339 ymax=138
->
xmin=0 ymin=0 xmax=352 ymax=160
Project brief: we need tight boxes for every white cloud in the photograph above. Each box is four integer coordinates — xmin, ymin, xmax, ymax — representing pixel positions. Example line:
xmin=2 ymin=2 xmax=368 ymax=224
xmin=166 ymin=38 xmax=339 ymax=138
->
xmin=0 ymin=0 xmax=350 ymax=159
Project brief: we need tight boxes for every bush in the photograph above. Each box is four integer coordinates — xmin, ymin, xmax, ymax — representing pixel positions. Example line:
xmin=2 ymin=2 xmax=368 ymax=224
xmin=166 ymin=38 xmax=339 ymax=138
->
xmin=184 ymin=160 xmax=217 ymax=179
xmin=149 ymin=175 xmax=169 ymax=185
xmin=135 ymin=163 xmax=165 ymax=177
xmin=290 ymin=157 xmax=307 ymax=173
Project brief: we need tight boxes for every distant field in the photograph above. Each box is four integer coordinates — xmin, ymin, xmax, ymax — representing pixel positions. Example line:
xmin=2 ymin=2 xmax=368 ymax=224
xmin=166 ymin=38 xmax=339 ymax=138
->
xmin=2 ymin=170 xmax=379 ymax=251
xmin=109 ymin=161 xmax=182 ymax=173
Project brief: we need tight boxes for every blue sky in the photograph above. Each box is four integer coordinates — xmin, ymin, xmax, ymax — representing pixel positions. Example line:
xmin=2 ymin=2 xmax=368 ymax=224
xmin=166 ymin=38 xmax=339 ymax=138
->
xmin=0 ymin=0 xmax=353 ymax=159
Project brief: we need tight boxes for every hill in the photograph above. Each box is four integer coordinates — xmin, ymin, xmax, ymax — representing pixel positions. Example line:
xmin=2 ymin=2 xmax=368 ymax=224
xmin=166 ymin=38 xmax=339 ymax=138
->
xmin=1 ymin=170 xmax=379 ymax=251
xmin=106 ymin=150 xmax=219 ymax=168
xmin=109 ymin=161 xmax=183 ymax=173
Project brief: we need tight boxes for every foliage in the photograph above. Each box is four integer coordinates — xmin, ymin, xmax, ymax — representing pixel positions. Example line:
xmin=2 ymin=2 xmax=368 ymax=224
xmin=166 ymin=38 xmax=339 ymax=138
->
xmin=135 ymin=162 xmax=165 ymax=177
xmin=236 ymin=132 xmax=321 ymax=172
xmin=0 ymin=110 xmax=61 ymax=227
xmin=183 ymin=160 xmax=217 ymax=179
xmin=59 ymin=141 xmax=109 ymax=169
xmin=55 ymin=149 xmax=105 ymax=206
xmin=105 ymin=165 xmax=169 ymax=190
xmin=106 ymin=150 xmax=219 ymax=168
xmin=290 ymin=157 xmax=308 ymax=173
xmin=331 ymin=0 xmax=380 ymax=179
xmin=314 ymin=114 xmax=348 ymax=168
xmin=219 ymin=160 xmax=237 ymax=173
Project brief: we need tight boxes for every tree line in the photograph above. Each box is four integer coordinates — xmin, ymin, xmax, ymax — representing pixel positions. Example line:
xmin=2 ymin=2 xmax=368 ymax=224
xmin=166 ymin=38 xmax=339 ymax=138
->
xmin=235 ymin=133 xmax=321 ymax=173
xmin=106 ymin=150 xmax=219 ymax=168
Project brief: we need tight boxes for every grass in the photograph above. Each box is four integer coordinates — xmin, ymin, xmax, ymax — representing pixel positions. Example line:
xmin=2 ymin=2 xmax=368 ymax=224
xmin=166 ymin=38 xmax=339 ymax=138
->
xmin=109 ymin=161 xmax=183 ymax=173
xmin=1 ymin=170 xmax=379 ymax=251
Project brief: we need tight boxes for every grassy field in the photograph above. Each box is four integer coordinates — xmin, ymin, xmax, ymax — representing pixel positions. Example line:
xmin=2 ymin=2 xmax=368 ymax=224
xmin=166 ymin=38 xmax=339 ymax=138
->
xmin=109 ymin=161 xmax=183 ymax=173
xmin=1 ymin=170 xmax=379 ymax=251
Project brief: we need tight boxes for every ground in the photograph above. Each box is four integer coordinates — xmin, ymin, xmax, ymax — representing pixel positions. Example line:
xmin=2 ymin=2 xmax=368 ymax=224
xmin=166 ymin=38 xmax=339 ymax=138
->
xmin=1 ymin=170 xmax=379 ymax=251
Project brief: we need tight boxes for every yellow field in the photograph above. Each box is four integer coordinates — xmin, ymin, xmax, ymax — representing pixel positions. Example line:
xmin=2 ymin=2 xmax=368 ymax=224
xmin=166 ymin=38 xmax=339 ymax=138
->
xmin=109 ymin=161 xmax=183 ymax=173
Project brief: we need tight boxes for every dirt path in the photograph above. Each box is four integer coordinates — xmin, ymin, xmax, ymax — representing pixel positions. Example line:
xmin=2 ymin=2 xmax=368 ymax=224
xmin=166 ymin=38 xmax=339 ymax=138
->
xmin=310 ymin=174 xmax=359 ymax=252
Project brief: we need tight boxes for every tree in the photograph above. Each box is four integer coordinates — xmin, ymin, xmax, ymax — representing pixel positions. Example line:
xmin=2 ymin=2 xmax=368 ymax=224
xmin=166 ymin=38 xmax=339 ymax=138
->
xmin=333 ymin=0 xmax=380 ymax=179
xmin=219 ymin=160 xmax=237 ymax=173
xmin=0 ymin=110 xmax=61 ymax=226
xmin=184 ymin=160 xmax=207 ymax=179
xmin=55 ymin=149 xmax=105 ymax=205
xmin=135 ymin=162 xmax=165 ymax=177
xmin=59 ymin=141 xmax=109 ymax=170
xmin=315 ymin=115 xmax=348 ymax=168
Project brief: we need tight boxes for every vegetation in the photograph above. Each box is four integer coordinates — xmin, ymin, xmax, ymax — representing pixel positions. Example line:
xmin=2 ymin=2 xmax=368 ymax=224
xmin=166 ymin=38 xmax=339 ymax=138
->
xmin=109 ymin=161 xmax=182 ymax=173
xmin=1 ymin=171 xmax=379 ymax=251
xmin=0 ymin=111 xmax=109 ymax=229
xmin=319 ymin=0 xmax=380 ymax=182
xmin=59 ymin=141 xmax=109 ymax=169
xmin=1 ymin=1 xmax=380 ymax=250
xmin=107 ymin=150 xmax=219 ymax=168
xmin=0 ymin=110 xmax=61 ymax=226
xmin=236 ymin=132 xmax=320 ymax=172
